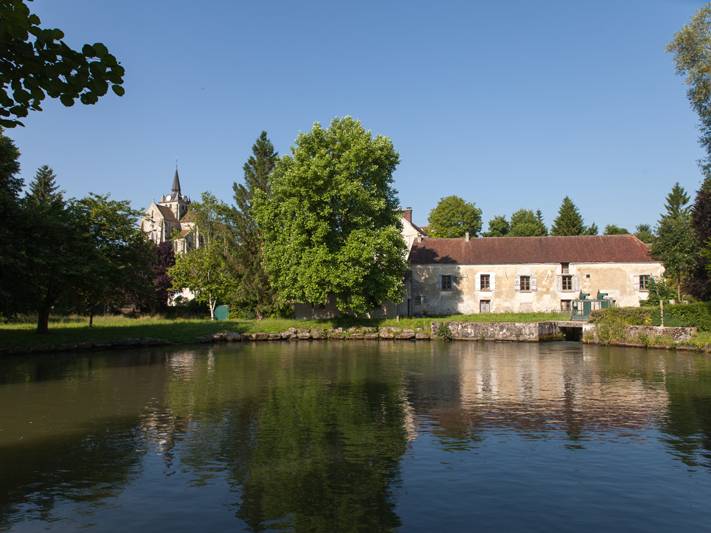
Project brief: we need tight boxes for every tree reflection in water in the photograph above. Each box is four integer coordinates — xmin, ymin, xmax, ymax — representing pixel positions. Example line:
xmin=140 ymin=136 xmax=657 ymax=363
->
xmin=1 ymin=341 xmax=711 ymax=531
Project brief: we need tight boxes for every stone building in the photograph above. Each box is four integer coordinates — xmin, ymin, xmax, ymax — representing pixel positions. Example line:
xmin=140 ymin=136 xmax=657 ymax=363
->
xmin=140 ymin=169 xmax=201 ymax=254
xmin=408 ymin=234 xmax=664 ymax=315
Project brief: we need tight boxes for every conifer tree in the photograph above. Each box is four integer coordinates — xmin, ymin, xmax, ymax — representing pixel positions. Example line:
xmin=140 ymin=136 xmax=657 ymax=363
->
xmin=584 ymin=222 xmax=599 ymax=235
xmin=23 ymin=166 xmax=92 ymax=332
xmin=232 ymin=131 xmax=279 ymax=318
xmin=652 ymin=183 xmax=697 ymax=301
xmin=551 ymin=197 xmax=585 ymax=236
xmin=690 ymin=177 xmax=711 ymax=299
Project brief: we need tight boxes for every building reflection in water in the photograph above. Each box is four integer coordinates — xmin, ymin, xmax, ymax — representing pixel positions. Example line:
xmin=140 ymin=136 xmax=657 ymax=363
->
xmin=1 ymin=341 xmax=711 ymax=531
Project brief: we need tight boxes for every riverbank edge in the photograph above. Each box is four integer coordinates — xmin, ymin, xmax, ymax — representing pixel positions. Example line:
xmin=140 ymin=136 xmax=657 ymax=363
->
xmin=2 ymin=321 xmax=708 ymax=356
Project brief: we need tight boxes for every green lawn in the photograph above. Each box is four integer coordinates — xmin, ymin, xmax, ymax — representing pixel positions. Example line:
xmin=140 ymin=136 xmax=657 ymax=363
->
xmin=0 ymin=312 xmax=568 ymax=353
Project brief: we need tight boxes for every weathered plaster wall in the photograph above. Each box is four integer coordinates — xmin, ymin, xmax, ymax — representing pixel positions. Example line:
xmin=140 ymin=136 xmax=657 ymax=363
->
xmin=411 ymin=262 xmax=664 ymax=315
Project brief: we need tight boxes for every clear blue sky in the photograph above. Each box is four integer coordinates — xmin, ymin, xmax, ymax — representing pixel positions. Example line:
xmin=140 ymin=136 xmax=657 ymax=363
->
xmin=7 ymin=0 xmax=709 ymax=230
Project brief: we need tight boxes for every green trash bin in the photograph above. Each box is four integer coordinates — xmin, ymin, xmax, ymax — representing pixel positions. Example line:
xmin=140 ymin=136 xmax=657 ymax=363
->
xmin=214 ymin=305 xmax=229 ymax=321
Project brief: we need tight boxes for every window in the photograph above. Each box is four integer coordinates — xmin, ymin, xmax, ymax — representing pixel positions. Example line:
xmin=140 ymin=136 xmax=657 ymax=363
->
xmin=639 ymin=275 xmax=651 ymax=291
xmin=441 ymin=275 xmax=453 ymax=291
xmin=480 ymin=300 xmax=491 ymax=313
xmin=561 ymin=262 xmax=570 ymax=274
xmin=415 ymin=295 xmax=424 ymax=306
xmin=480 ymin=274 xmax=491 ymax=291
xmin=561 ymin=275 xmax=573 ymax=291
xmin=560 ymin=300 xmax=572 ymax=311
xmin=519 ymin=275 xmax=531 ymax=291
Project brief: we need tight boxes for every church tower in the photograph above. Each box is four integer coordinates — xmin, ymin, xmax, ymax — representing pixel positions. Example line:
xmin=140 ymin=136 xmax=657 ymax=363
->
xmin=159 ymin=168 xmax=190 ymax=219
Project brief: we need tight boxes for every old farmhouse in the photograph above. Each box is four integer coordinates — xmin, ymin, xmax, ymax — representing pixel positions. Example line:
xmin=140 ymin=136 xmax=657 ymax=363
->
xmin=408 ymin=234 xmax=663 ymax=315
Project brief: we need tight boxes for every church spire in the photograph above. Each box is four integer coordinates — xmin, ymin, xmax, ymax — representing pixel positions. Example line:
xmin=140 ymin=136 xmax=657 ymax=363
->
xmin=171 ymin=166 xmax=181 ymax=196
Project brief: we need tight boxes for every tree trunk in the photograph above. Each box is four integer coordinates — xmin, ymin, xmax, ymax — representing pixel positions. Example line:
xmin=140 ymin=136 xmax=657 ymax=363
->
xmin=89 ymin=310 xmax=94 ymax=328
xmin=37 ymin=305 xmax=50 ymax=334
xmin=677 ymin=276 xmax=682 ymax=303
xmin=209 ymin=297 xmax=215 ymax=321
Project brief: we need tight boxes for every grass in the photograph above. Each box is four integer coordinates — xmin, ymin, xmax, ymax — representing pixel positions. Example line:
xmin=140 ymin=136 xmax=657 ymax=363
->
xmin=0 ymin=312 xmax=568 ymax=353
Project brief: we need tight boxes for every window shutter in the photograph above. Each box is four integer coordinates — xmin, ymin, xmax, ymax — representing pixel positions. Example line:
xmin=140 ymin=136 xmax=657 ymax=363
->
xmin=630 ymin=274 xmax=639 ymax=291
xmin=556 ymin=275 xmax=562 ymax=291
xmin=514 ymin=275 xmax=521 ymax=291
xmin=491 ymin=273 xmax=496 ymax=291
xmin=573 ymin=275 xmax=580 ymax=292
xmin=476 ymin=274 xmax=481 ymax=291
xmin=531 ymin=274 xmax=537 ymax=291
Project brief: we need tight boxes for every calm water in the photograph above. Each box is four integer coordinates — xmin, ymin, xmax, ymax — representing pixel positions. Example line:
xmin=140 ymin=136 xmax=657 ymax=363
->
xmin=1 ymin=341 xmax=711 ymax=532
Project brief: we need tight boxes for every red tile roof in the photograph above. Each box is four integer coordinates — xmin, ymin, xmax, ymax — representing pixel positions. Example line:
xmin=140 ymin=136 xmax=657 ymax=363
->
xmin=409 ymin=235 xmax=656 ymax=265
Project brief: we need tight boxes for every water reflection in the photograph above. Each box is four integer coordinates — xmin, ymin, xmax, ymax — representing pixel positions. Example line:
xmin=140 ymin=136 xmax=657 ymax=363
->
xmin=1 ymin=341 xmax=711 ymax=531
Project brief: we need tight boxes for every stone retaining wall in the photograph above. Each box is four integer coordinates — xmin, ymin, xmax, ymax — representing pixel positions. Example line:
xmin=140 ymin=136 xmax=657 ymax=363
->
xmin=583 ymin=325 xmax=698 ymax=347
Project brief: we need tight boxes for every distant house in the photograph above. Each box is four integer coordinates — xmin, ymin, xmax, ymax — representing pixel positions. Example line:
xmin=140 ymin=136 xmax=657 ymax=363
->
xmin=140 ymin=169 xmax=201 ymax=254
xmin=400 ymin=207 xmax=427 ymax=253
xmin=408 ymin=234 xmax=664 ymax=315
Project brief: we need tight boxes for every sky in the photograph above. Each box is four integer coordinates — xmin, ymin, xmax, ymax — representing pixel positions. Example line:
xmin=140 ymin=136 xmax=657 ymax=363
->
xmin=7 ymin=0 xmax=710 ymax=230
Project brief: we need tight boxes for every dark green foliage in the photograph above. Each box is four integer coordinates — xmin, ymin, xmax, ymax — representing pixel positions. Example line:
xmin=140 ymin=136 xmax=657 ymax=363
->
xmin=509 ymin=209 xmax=547 ymax=236
xmin=152 ymin=242 xmax=175 ymax=312
xmin=0 ymin=129 xmax=23 ymax=317
xmin=22 ymin=166 xmax=92 ymax=333
xmin=604 ymin=224 xmax=629 ymax=235
xmin=231 ymin=132 xmax=279 ymax=318
xmin=551 ymin=197 xmax=585 ymax=236
xmin=484 ymin=215 xmax=509 ymax=237
xmin=0 ymin=0 xmax=125 ymax=127
xmin=645 ymin=277 xmax=676 ymax=306
xmin=584 ymin=222 xmax=599 ymax=235
xmin=689 ymin=177 xmax=711 ymax=299
xmin=427 ymin=195 xmax=483 ymax=238
xmin=73 ymin=194 xmax=155 ymax=325
xmin=634 ymin=224 xmax=655 ymax=243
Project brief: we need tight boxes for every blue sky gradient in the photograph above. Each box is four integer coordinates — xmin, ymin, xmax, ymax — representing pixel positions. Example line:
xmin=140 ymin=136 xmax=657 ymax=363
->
xmin=7 ymin=0 xmax=709 ymax=230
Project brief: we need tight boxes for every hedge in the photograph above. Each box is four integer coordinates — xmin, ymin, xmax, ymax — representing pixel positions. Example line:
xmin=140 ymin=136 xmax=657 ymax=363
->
xmin=590 ymin=302 xmax=711 ymax=331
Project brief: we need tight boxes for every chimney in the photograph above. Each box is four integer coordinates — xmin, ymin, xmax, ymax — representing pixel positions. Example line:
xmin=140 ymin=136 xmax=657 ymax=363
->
xmin=465 ymin=231 xmax=470 ymax=242
xmin=402 ymin=207 xmax=413 ymax=223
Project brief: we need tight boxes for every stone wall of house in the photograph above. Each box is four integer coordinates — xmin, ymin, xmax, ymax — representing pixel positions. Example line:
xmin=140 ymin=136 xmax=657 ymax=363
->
xmin=411 ymin=262 xmax=665 ymax=315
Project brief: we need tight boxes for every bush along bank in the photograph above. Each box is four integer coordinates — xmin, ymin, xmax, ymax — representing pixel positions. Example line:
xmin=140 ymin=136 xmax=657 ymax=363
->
xmin=588 ymin=306 xmax=705 ymax=351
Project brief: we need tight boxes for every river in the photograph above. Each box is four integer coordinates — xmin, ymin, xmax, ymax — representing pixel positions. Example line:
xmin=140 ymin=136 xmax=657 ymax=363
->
xmin=1 ymin=341 xmax=710 ymax=532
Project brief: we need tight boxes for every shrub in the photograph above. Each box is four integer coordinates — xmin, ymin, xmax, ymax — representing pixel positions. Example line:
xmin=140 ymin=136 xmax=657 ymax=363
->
xmin=659 ymin=302 xmax=711 ymax=331
xmin=589 ymin=307 xmax=654 ymax=326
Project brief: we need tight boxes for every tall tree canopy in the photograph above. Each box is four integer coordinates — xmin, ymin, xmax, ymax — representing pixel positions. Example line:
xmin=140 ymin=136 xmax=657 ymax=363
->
xmin=551 ymin=197 xmax=585 ymax=236
xmin=0 ymin=0 xmax=125 ymax=127
xmin=652 ymin=183 xmax=697 ymax=300
xmin=427 ymin=195 xmax=482 ymax=238
xmin=484 ymin=215 xmax=510 ymax=237
xmin=73 ymin=194 xmax=155 ymax=325
xmin=253 ymin=117 xmax=406 ymax=316
xmin=22 ymin=166 xmax=91 ymax=332
xmin=509 ymin=209 xmax=547 ymax=236
xmin=0 ymin=129 xmax=23 ymax=316
xmin=231 ymin=131 xmax=279 ymax=318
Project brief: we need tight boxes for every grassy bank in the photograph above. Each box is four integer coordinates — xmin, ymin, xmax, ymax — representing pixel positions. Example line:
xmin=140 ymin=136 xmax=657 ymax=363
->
xmin=0 ymin=312 xmax=567 ymax=353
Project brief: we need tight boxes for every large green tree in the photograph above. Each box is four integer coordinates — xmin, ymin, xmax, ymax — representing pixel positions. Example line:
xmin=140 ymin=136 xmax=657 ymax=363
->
xmin=22 ymin=166 xmax=91 ymax=333
xmin=551 ymin=197 xmax=585 ymax=236
xmin=484 ymin=215 xmax=510 ymax=237
xmin=231 ymin=131 xmax=279 ymax=318
xmin=427 ymin=195 xmax=482 ymax=238
xmin=253 ymin=117 xmax=407 ymax=316
xmin=652 ymin=183 xmax=697 ymax=300
xmin=73 ymin=194 xmax=155 ymax=326
xmin=509 ymin=209 xmax=547 ymax=236
xmin=669 ymin=6 xmax=711 ymax=298
xmin=0 ymin=129 xmax=24 ymax=316
xmin=0 ymin=0 xmax=125 ymax=127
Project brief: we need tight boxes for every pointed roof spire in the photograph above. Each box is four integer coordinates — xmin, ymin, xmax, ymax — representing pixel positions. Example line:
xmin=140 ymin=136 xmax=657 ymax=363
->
xmin=172 ymin=166 xmax=181 ymax=196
